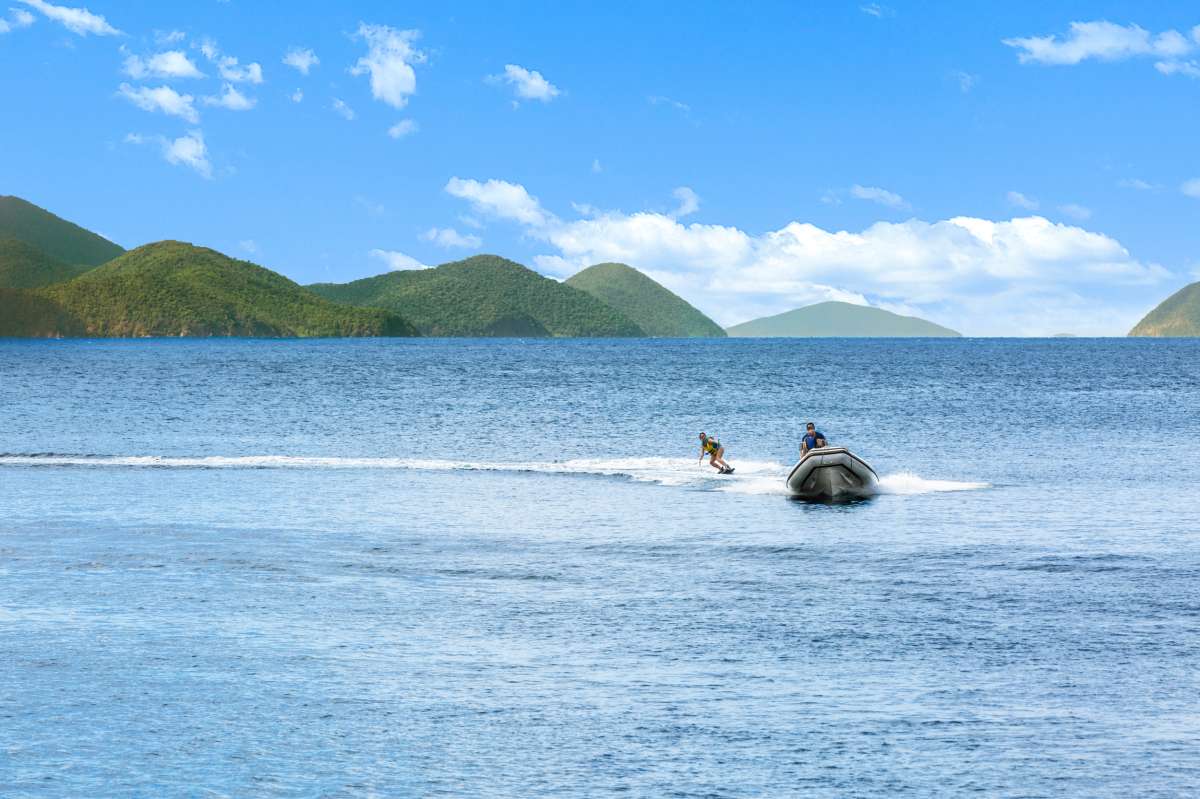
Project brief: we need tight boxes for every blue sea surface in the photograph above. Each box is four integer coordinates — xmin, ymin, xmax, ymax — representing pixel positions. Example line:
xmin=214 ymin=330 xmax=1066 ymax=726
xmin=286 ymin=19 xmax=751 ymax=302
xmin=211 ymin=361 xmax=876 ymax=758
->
xmin=1 ymin=338 xmax=1198 ymax=798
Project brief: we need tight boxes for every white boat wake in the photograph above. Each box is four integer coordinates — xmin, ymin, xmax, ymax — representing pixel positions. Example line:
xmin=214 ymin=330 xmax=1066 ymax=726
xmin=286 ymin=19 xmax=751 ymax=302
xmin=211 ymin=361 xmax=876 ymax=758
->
xmin=0 ymin=453 xmax=989 ymax=496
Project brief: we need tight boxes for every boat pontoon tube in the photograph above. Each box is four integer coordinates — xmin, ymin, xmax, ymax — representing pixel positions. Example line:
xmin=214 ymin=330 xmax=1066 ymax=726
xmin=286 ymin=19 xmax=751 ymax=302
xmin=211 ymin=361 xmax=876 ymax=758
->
xmin=785 ymin=447 xmax=879 ymax=500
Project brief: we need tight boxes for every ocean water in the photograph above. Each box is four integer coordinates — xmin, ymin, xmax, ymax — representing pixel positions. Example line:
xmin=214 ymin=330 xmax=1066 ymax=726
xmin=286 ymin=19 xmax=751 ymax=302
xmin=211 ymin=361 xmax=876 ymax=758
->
xmin=1 ymin=338 xmax=1198 ymax=798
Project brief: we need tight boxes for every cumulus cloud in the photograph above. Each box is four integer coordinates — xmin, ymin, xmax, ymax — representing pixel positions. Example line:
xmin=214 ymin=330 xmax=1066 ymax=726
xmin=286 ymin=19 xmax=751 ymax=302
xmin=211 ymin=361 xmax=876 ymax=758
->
xmin=441 ymin=177 xmax=1169 ymax=335
xmin=17 ymin=0 xmax=117 ymax=35
xmin=198 ymin=39 xmax=263 ymax=84
xmin=290 ymin=88 xmax=303 ymax=103
xmin=1006 ymin=190 xmax=1039 ymax=210
xmin=369 ymin=248 xmax=427 ymax=271
xmin=118 ymin=83 xmax=199 ymax=123
xmin=1182 ymin=178 xmax=1200 ymax=198
xmin=123 ymin=50 xmax=204 ymax=80
xmin=125 ymin=130 xmax=212 ymax=178
xmin=203 ymin=83 xmax=255 ymax=111
xmin=491 ymin=63 xmax=561 ymax=103
xmin=445 ymin=177 xmax=553 ymax=227
xmin=1004 ymin=21 xmax=1193 ymax=66
xmin=421 ymin=227 xmax=482 ymax=249
xmin=387 ymin=118 xmax=418 ymax=138
xmin=332 ymin=98 xmax=355 ymax=120
xmin=282 ymin=46 xmax=318 ymax=75
xmin=0 ymin=7 xmax=35 ymax=33
xmin=1058 ymin=203 xmax=1092 ymax=221
xmin=351 ymin=23 xmax=424 ymax=109
xmin=163 ymin=131 xmax=211 ymax=178
xmin=850 ymin=184 xmax=909 ymax=210
xmin=671 ymin=186 xmax=700 ymax=218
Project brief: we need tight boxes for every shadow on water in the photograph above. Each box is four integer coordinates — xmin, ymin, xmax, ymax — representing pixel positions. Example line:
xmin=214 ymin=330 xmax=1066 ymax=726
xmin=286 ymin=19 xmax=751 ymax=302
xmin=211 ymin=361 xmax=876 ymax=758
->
xmin=785 ymin=495 xmax=876 ymax=509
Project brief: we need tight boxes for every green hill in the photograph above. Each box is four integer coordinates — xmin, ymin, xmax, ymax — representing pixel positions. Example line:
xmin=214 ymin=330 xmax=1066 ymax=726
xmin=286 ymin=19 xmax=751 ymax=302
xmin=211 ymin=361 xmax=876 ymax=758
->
xmin=0 ymin=196 xmax=124 ymax=267
xmin=727 ymin=301 xmax=961 ymax=337
xmin=1129 ymin=282 xmax=1200 ymax=337
xmin=0 ymin=238 xmax=95 ymax=288
xmin=309 ymin=254 xmax=645 ymax=337
xmin=2 ymin=241 xmax=416 ymax=338
xmin=564 ymin=262 xmax=725 ymax=338
xmin=0 ymin=288 xmax=85 ymax=337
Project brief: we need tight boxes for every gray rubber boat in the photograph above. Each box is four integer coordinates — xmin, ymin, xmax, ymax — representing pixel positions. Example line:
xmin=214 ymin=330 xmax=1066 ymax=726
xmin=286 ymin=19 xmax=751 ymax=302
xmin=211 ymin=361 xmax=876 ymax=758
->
xmin=785 ymin=447 xmax=879 ymax=500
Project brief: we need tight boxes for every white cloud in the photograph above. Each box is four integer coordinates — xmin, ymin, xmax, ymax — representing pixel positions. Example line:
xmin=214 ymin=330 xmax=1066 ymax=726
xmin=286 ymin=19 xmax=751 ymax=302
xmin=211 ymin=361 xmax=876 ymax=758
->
xmin=458 ymin=215 xmax=483 ymax=229
xmin=850 ymin=184 xmax=909 ymax=210
xmin=126 ymin=130 xmax=212 ymax=178
xmin=17 ymin=0 xmax=117 ymax=35
xmin=1004 ymin=21 xmax=1193 ymax=66
xmin=444 ymin=177 xmax=553 ymax=227
xmin=421 ymin=227 xmax=482 ymax=249
xmin=860 ymin=4 xmax=893 ymax=18
xmin=1007 ymin=190 xmax=1039 ymax=210
xmin=290 ymin=88 xmax=303 ymax=103
xmin=123 ymin=50 xmax=204 ymax=80
xmin=154 ymin=29 xmax=185 ymax=45
xmin=198 ymin=39 xmax=263 ymax=84
xmin=282 ymin=46 xmax=318 ymax=75
xmin=353 ymin=195 xmax=385 ymax=217
xmin=239 ymin=239 xmax=258 ymax=254
xmin=671 ymin=186 xmax=700 ymax=218
xmin=0 ymin=7 xmax=35 ymax=33
xmin=491 ymin=63 xmax=561 ymax=103
xmin=591 ymin=159 xmax=603 ymax=174
xmin=951 ymin=70 xmax=977 ymax=93
xmin=387 ymin=118 xmax=418 ymax=138
xmin=1155 ymin=59 xmax=1200 ymax=78
xmin=203 ymin=83 xmax=255 ymax=111
xmin=369 ymin=248 xmax=427 ymax=271
xmin=443 ymin=177 xmax=1169 ymax=335
xmin=118 ymin=83 xmax=199 ymax=123
xmin=648 ymin=95 xmax=690 ymax=112
xmin=1182 ymin=178 xmax=1200 ymax=198
xmin=1118 ymin=178 xmax=1157 ymax=190
xmin=1058 ymin=203 xmax=1092 ymax=221
xmin=351 ymin=23 xmax=424 ymax=109
xmin=332 ymin=98 xmax=355 ymax=120
xmin=163 ymin=130 xmax=211 ymax=178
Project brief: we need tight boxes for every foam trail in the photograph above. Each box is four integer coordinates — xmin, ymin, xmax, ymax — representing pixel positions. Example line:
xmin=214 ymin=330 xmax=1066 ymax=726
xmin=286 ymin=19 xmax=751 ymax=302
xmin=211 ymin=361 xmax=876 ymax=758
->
xmin=877 ymin=472 xmax=989 ymax=495
xmin=0 ymin=455 xmax=988 ymax=496
xmin=0 ymin=454 xmax=784 ymax=489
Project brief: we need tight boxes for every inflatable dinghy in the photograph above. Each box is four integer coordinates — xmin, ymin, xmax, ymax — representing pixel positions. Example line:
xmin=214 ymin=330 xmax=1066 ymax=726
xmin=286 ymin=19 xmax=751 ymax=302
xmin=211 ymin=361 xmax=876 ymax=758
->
xmin=785 ymin=447 xmax=878 ymax=500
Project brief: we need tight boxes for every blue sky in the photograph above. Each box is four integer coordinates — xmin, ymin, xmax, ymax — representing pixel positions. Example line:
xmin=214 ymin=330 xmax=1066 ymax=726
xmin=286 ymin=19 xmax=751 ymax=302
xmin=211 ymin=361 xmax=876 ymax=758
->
xmin=1 ymin=1 xmax=1198 ymax=334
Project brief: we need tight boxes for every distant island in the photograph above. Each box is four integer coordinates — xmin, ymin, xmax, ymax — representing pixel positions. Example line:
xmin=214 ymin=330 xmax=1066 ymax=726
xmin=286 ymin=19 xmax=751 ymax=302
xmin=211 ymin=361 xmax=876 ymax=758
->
xmin=308 ymin=255 xmax=644 ymax=337
xmin=1129 ymin=282 xmax=1200 ymax=337
xmin=564 ymin=262 xmax=725 ymax=338
xmin=0 ymin=195 xmax=123 ymax=268
xmin=0 ymin=195 xmax=722 ymax=339
xmin=726 ymin=301 xmax=961 ymax=337
xmin=9 ymin=193 xmax=1194 ymax=340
